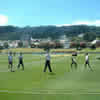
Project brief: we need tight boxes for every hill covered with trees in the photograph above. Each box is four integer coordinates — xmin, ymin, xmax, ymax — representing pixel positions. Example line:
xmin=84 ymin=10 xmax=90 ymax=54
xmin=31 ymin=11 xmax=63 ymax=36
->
xmin=0 ymin=25 xmax=100 ymax=41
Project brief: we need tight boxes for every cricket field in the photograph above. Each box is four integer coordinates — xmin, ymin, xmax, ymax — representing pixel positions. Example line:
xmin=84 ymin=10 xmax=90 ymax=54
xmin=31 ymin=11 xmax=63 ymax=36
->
xmin=0 ymin=51 xmax=100 ymax=100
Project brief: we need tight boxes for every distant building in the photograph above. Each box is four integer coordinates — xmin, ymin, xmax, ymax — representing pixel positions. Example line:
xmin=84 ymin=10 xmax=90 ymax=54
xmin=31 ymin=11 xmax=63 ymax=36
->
xmin=0 ymin=42 xmax=4 ymax=46
xmin=0 ymin=41 xmax=9 ymax=47
xmin=78 ymin=33 xmax=84 ymax=38
xmin=91 ymin=40 xmax=100 ymax=45
xmin=91 ymin=40 xmax=100 ymax=47
xmin=60 ymin=35 xmax=70 ymax=48
xmin=31 ymin=37 xmax=41 ymax=42
xmin=9 ymin=40 xmax=19 ymax=48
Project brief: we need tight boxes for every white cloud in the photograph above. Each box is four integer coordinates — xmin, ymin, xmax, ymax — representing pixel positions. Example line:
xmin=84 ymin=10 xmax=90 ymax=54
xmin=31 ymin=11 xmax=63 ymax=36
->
xmin=56 ymin=24 xmax=72 ymax=27
xmin=0 ymin=15 xmax=8 ymax=26
xmin=95 ymin=20 xmax=100 ymax=26
xmin=56 ymin=20 xmax=100 ymax=27
xmin=73 ymin=21 xmax=90 ymax=25
xmin=74 ymin=20 xmax=100 ymax=26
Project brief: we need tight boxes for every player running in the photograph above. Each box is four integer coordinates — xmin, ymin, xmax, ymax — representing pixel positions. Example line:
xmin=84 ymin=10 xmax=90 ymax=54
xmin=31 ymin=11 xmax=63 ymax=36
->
xmin=71 ymin=52 xmax=77 ymax=70
xmin=44 ymin=52 xmax=52 ymax=72
xmin=8 ymin=52 xmax=13 ymax=72
xmin=85 ymin=53 xmax=93 ymax=71
xmin=17 ymin=52 xmax=24 ymax=71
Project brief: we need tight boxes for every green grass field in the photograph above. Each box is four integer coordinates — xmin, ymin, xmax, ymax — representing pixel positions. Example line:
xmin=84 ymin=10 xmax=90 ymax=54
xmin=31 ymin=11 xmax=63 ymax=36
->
xmin=0 ymin=52 xmax=100 ymax=100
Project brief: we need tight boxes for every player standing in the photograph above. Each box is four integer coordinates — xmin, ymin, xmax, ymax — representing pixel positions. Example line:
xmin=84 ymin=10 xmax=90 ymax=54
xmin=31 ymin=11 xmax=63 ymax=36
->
xmin=44 ymin=52 xmax=52 ymax=72
xmin=71 ymin=52 xmax=77 ymax=70
xmin=8 ymin=52 xmax=13 ymax=72
xmin=85 ymin=53 xmax=93 ymax=71
xmin=17 ymin=52 xmax=24 ymax=71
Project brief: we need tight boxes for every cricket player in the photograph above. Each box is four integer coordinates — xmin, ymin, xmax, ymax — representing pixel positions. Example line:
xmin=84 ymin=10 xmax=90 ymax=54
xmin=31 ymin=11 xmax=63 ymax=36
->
xmin=8 ymin=52 xmax=13 ymax=72
xmin=85 ymin=53 xmax=93 ymax=71
xmin=44 ymin=52 xmax=52 ymax=72
xmin=17 ymin=52 xmax=24 ymax=70
xmin=71 ymin=54 xmax=77 ymax=69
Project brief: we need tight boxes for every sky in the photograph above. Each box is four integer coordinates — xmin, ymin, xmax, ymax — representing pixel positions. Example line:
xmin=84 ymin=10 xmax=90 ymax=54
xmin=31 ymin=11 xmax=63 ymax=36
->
xmin=0 ymin=0 xmax=100 ymax=27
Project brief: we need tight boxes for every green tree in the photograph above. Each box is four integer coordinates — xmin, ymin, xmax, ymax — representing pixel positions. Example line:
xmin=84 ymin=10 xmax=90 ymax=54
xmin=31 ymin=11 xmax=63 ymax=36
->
xmin=0 ymin=46 xmax=3 ymax=53
xmin=18 ymin=41 xmax=23 ymax=48
xmin=83 ymin=32 xmax=96 ymax=42
xmin=4 ymin=42 xmax=9 ymax=49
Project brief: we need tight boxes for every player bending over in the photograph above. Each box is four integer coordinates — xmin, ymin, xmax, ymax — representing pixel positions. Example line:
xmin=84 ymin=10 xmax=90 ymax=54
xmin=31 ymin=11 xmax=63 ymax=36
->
xmin=17 ymin=52 xmax=24 ymax=71
xmin=85 ymin=53 xmax=93 ymax=71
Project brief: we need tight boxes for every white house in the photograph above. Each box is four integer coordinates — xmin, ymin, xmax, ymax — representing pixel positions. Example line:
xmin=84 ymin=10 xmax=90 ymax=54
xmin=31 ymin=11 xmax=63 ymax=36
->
xmin=78 ymin=33 xmax=84 ymax=38
xmin=91 ymin=40 xmax=100 ymax=45
xmin=0 ymin=42 xmax=4 ymax=46
xmin=9 ymin=40 xmax=19 ymax=48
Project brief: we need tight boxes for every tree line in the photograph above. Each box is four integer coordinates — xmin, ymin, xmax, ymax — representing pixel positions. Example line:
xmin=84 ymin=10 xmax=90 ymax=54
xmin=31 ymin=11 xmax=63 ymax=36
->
xmin=0 ymin=25 xmax=100 ymax=41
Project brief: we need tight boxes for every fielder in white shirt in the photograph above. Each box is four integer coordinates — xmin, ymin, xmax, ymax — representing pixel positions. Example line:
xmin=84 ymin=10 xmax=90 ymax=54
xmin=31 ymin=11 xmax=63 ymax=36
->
xmin=44 ymin=52 xmax=52 ymax=72
xmin=85 ymin=53 xmax=93 ymax=71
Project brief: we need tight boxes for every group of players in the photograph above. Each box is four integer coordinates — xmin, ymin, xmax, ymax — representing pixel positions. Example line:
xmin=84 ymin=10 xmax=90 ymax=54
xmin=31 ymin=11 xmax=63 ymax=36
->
xmin=8 ymin=51 xmax=93 ymax=72
xmin=44 ymin=52 xmax=93 ymax=72
xmin=8 ymin=52 xmax=24 ymax=72
xmin=71 ymin=52 xmax=93 ymax=71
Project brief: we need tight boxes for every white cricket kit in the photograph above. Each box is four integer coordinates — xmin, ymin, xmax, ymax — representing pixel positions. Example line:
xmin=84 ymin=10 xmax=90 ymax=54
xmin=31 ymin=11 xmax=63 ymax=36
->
xmin=46 ymin=54 xmax=51 ymax=61
xmin=72 ymin=56 xmax=76 ymax=62
xmin=8 ymin=56 xmax=13 ymax=62
xmin=85 ymin=55 xmax=89 ymax=61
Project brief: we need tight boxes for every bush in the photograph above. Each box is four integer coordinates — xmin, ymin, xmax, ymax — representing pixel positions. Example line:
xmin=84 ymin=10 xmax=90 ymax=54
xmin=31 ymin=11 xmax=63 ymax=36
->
xmin=70 ymin=42 xmax=77 ymax=48
xmin=76 ymin=43 xmax=80 ymax=50
xmin=38 ymin=42 xmax=52 ymax=51
xmin=90 ymin=44 xmax=96 ymax=50
xmin=0 ymin=46 xmax=3 ymax=53
xmin=38 ymin=42 xmax=64 ymax=50
xmin=18 ymin=41 xmax=23 ymax=48
xmin=31 ymin=44 xmax=36 ymax=48
xmin=80 ymin=42 xmax=87 ymax=48
xmin=70 ymin=42 xmax=81 ymax=50
xmin=54 ymin=42 xmax=64 ymax=49
xmin=0 ymin=46 xmax=3 ymax=50
xmin=4 ymin=42 xmax=9 ymax=49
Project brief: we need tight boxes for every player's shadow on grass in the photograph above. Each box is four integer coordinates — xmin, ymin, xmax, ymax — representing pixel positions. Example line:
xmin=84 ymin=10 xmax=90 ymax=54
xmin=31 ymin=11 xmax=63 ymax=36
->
xmin=48 ymin=72 xmax=56 ymax=76
xmin=96 ymin=57 xmax=100 ymax=60
xmin=48 ymin=72 xmax=56 ymax=79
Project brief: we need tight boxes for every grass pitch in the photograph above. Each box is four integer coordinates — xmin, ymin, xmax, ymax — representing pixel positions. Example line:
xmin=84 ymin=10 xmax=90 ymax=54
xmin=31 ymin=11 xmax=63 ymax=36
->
xmin=0 ymin=53 xmax=100 ymax=100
